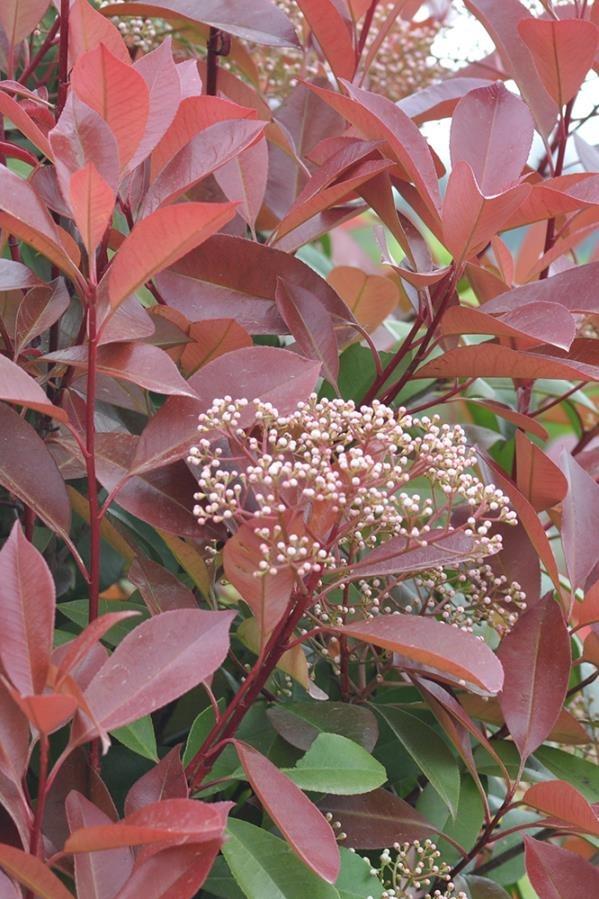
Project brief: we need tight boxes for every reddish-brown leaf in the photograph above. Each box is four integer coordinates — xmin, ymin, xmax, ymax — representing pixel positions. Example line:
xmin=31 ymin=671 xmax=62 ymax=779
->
xmin=112 ymin=842 xmax=221 ymax=899
xmin=275 ymin=277 xmax=339 ymax=386
xmin=498 ymin=597 xmax=570 ymax=759
xmin=69 ymin=0 xmax=129 ymax=65
xmin=321 ymin=790 xmax=436 ymax=850
xmin=561 ymin=452 xmax=599 ymax=592
xmin=14 ymin=279 xmax=70 ymax=358
xmin=65 ymin=798 xmax=231 ymax=852
xmin=399 ymin=77 xmax=495 ymax=124
xmin=0 ymin=844 xmax=74 ymax=899
xmin=214 ymin=138 xmax=268 ymax=231
xmin=296 ymin=0 xmax=355 ymax=79
xmin=0 ymin=522 xmax=54 ymax=695
xmin=515 ymin=432 xmax=567 ymax=512
xmin=50 ymin=93 xmax=120 ymax=195
xmin=0 ymin=403 xmax=71 ymax=539
xmin=234 ymin=740 xmax=340 ymax=883
xmin=129 ymin=38 xmax=181 ymax=170
xmin=336 ymin=614 xmax=503 ymax=694
xmin=0 ymin=91 xmax=53 ymax=159
xmin=450 ymin=82 xmax=533 ymax=195
xmin=9 ymin=692 xmax=78 ymax=736
xmin=128 ymin=556 xmax=197 ymax=614
xmin=71 ymin=44 xmax=149 ymax=169
xmin=180 ymin=319 xmax=252 ymax=377
xmin=69 ymin=163 xmax=115 ymax=260
xmin=66 ymin=792 xmax=134 ymax=899
xmin=327 ymin=267 xmax=400 ymax=334
xmin=348 ymin=531 xmax=477 ymax=579
xmin=523 ymin=781 xmax=599 ymax=837
xmin=0 ymin=258 xmax=42 ymax=291
xmin=0 ymin=356 xmax=67 ymax=421
xmin=483 ymin=261 xmax=599 ymax=316
xmin=440 ymin=302 xmax=576 ymax=351
xmin=76 ymin=609 xmax=234 ymax=737
xmin=55 ymin=613 xmax=141 ymax=687
xmin=525 ymin=837 xmax=599 ymax=899
xmin=518 ymin=18 xmax=599 ymax=108
xmin=125 ymin=747 xmax=187 ymax=816
xmin=107 ymin=202 xmax=237 ymax=310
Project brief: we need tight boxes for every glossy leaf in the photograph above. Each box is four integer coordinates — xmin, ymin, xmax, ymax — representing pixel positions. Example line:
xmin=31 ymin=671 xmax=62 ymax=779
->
xmin=0 ymin=91 xmax=53 ymax=159
xmin=107 ymin=202 xmax=237 ymax=310
xmin=0 ymin=521 xmax=54 ymax=695
xmin=498 ymin=597 xmax=570 ymax=759
xmin=214 ymin=138 xmax=268 ymax=232
xmin=0 ymin=844 xmax=74 ymax=899
xmin=268 ymin=701 xmax=378 ymax=753
xmin=129 ymin=37 xmax=181 ymax=170
xmin=113 ymin=842 xmax=221 ymax=899
xmin=524 ymin=836 xmax=599 ymax=899
xmin=69 ymin=163 xmax=115 ymax=260
xmin=0 ymin=354 xmax=67 ymax=421
xmin=75 ymin=609 xmax=235 ymax=738
xmin=518 ymin=19 xmax=599 ymax=108
xmin=335 ymin=614 xmax=503 ymax=694
xmin=296 ymin=0 xmax=355 ymax=80
xmin=275 ymin=277 xmax=340 ymax=386
xmin=327 ymin=267 xmax=400 ymax=334
xmin=234 ymin=740 xmax=340 ymax=883
xmin=347 ymin=531 xmax=477 ymax=579
xmin=111 ymin=716 xmax=158 ymax=762
xmin=321 ymin=789 xmax=436 ymax=850
xmin=282 ymin=734 xmax=386 ymax=795
xmin=515 ymin=431 xmax=568 ymax=512
xmin=69 ymin=0 xmax=130 ymax=65
xmin=179 ymin=319 xmax=252 ymax=377
xmin=128 ymin=555 xmax=197 ymax=614
xmin=561 ymin=452 xmax=599 ymax=592
xmin=66 ymin=792 xmax=134 ymax=899
xmin=523 ymin=781 xmax=599 ymax=837
xmin=125 ymin=746 xmax=187 ymax=815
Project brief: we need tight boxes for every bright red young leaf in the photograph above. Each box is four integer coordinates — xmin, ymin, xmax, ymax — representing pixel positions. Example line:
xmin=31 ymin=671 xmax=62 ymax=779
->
xmin=234 ymin=740 xmax=340 ymax=883
xmin=0 ymin=92 xmax=53 ymax=159
xmin=69 ymin=163 xmax=115 ymax=260
xmin=125 ymin=747 xmax=187 ymax=816
xmin=450 ymin=82 xmax=533 ymax=195
xmin=76 ymin=609 xmax=234 ymax=737
xmin=71 ymin=44 xmax=150 ymax=169
xmin=0 ymin=843 xmax=74 ymax=899
xmin=440 ymin=303 xmax=576 ymax=352
xmin=179 ymin=318 xmax=252 ymax=377
xmin=0 ymin=0 xmax=50 ymax=47
xmin=99 ymin=0 xmax=299 ymax=46
xmin=518 ymin=18 xmax=599 ymax=108
xmin=223 ymin=518 xmax=296 ymax=646
xmin=69 ymin=0 xmax=130 ymax=65
xmin=65 ymin=798 xmax=231 ymax=852
xmin=0 ymin=522 xmax=54 ymax=695
xmin=296 ymin=0 xmax=355 ymax=80
xmin=129 ymin=38 xmax=181 ymax=170
xmin=524 ymin=837 xmax=599 ymax=899
xmin=50 ymin=93 xmax=120 ymax=196
xmin=107 ymin=202 xmax=237 ymax=310
xmin=0 ymin=683 xmax=29 ymax=784
xmin=275 ymin=277 xmax=340 ymax=386
xmin=66 ymin=792 xmax=134 ymax=899
xmin=0 ymin=403 xmax=71 ymax=540
xmin=560 ymin=452 xmax=599 ymax=592
xmin=8 ymin=692 xmax=78 ymax=736
xmin=113 ymin=842 xmax=221 ymax=899
xmin=515 ymin=432 xmax=568 ymax=512
xmin=214 ymin=137 xmax=268 ymax=232
xmin=483 ymin=261 xmax=599 ymax=316
xmin=523 ymin=781 xmax=599 ymax=837
xmin=335 ymin=614 xmax=504 ymax=694
xmin=321 ymin=790 xmax=436 ymax=850
xmin=55 ymin=613 xmax=141 ymax=687
xmin=498 ymin=598 xmax=570 ymax=759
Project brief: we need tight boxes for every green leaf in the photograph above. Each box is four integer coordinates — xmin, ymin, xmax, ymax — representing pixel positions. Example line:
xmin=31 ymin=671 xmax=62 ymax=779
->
xmin=203 ymin=857 xmax=246 ymax=899
xmin=183 ymin=700 xmax=225 ymax=768
xmin=534 ymin=746 xmax=599 ymax=802
xmin=320 ymin=344 xmax=394 ymax=403
xmin=268 ymin=701 xmax=379 ymax=751
xmin=222 ymin=819 xmax=340 ymax=899
xmin=375 ymin=706 xmax=460 ymax=816
xmin=282 ymin=733 xmax=386 ymax=795
xmin=335 ymin=847 xmax=384 ymax=899
xmin=58 ymin=599 xmax=148 ymax=645
xmin=111 ymin=715 xmax=158 ymax=762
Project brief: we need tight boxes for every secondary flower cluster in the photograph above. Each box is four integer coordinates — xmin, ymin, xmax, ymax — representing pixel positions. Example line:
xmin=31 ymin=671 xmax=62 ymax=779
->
xmin=358 ymin=839 xmax=467 ymax=899
xmin=189 ymin=396 xmax=519 ymax=634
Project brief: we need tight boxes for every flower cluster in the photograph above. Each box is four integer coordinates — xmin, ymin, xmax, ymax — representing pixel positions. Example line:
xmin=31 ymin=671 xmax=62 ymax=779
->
xmin=368 ymin=839 xmax=466 ymax=899
xmin=189 ymin=395 xmax=517 ymax=634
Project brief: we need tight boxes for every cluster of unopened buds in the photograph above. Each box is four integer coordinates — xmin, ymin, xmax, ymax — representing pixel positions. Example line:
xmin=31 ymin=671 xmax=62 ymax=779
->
xmin=363 ymin=839 xmax=466 ymax=899
xmin=101 ymin=1 xmax=171 ymax=54
xmin=189 ymin=396 xmax=518 ymax=634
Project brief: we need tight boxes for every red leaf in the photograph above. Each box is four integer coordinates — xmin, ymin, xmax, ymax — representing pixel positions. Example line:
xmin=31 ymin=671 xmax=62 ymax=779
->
xmin=0 ymin=258 xmax=42 ymax=290
xmin=55 ymin=613 xmax=141 ymax=686
xmin=14 ymin=279 xmax=70 ymax=357
xmin=107 ymin=202 xmax=237 ymax=310
xmin=99 ymin=0 xmax=299 ymax=47
xmin=336 ymin=614 xmax=503 ymax=694
xmin=180 ymin=319 xmax=252 ymax=377
xmin=214 ymin=138 xmax=268 ymax=232
xmin=464 ymin=0 xmax=557 ymax=135
xmin=0 ymin=683 xmax=29 ymax=784
xmin=131 ymin=346 xmax=320 ymax=474
xmin=483 ymin=261 xmax=599 ymax=316
xmin=523 ymin=781 xmax=599 ymax=837
xmin=0 ymin=522 xmax=54 ymax=695
xmin=450 ymin=82 xmax=534 ymax=195
xmin=442 ymin=161 xmax=530 ymax=262
xmin=515 ymin=432 xmax=568 ymax=512
xmin=399 ymin=77 xmax=495 ymax=124
xmin=440 ymin=303 xmax=576 ymax=351
xmin=223 ymin=518 xmax=296 ymax=646
xmin=130 ymin=38 xmax=181 ymax=170
xmin=76 ymin=609 xmax=234 ymax=737
xmin=141 ymin=119 xmax=266 ymax=213
xmin=0 ymin=403 xmax=71 ymax=540
xmin=45 ymin=343 xmax=196 ymax=398
xmin=128 ymin=556 xmax=197 ymax=614
xmin=69 ymin=0 xmax=130 ymax=65
xmin=234 ymin=740 xmax=340 ymax=883
xmin=524 ymin=837 xmax=599 ymax=899
xmin=125 ymin=747 xmax=187 ymax=816
xmin=0 ymin=355 xmax=67 ymax=421
xmin=561 ymin=452 xmax=599 ymax=592
xmin=65 ymin=798 xmax=231 ymax=852
xmin=296 ymin=0 xmax=355 ymax=79
xmin=327 ymin=266 xmax=400 ymax=334
xmin=0 ymin=844 xmax=74 ymax=899
xmin=348 ymin=531 xmax=477 ymax=579
xmin=50 ymin=93 xmax=120 ymax=196
xmin=69 ymin=163 xmax=115 ymax=260
xmin=518 ymin=18 xmax=599 ymax=107
xmin=275 ymin=277 xmax=339 ymax=386
xmin=155 ymin=233 xmax=347 ymax=334
xmin=9 ymin=693 xmax=78 ymax=736
xmin=66 ymin=792 xmax=134 ymax=899
xmin=113 ymin=842 xmax=220 ymax=899
xmin=0 ymin=0 xmax=50 ymax=46
xmin=71 ymin=44 xmax=150 ymax=169
xmin=0 ymin=91 xmax=53 ymax=159
xmin=308 ymin=82 xmax=441 ymax=220
xmin=321 ymin=790 xmax=435 ymax=850
xmin=498 ymin=597 xmax=570 ymax=759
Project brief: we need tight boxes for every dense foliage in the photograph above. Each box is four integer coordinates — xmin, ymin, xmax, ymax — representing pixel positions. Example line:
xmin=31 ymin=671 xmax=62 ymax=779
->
xmin=0 ymin=1 xmax=598 ymax=897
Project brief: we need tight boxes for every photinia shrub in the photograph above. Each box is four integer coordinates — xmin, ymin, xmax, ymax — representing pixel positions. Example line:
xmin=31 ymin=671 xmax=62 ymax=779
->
xmin=0 ymin=1 xmax=598 ymax=897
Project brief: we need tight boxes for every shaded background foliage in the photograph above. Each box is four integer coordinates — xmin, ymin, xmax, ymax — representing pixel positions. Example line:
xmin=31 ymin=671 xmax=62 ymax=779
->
xmin=0 ymin=1 xmax=598 ymax=897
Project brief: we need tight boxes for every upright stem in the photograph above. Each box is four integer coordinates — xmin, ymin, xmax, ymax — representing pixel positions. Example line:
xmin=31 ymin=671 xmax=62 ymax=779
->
xmin=206 ymin=27 xmax=221 ymax=96
xmin=57 ymin=0 xmax=70 ymax=117
xmin=85 ymin=285 xmax=100 ymax=624
xmin=26 ymin=734 xmax=49 ymax=898
xmin=539 ymin=99 xmax=573 ymax=280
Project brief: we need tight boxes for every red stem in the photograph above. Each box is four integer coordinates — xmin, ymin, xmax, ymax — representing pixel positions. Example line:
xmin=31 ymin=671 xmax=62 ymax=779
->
xmin=18 ymin=16 xmax=60 ymax=86
xmin=56 ymin=0 xmax=70 ymax=117
xmin=24 ymin=734 xmax=50 ymax=898
xmin=84 ymin=285 xmax=101 ymax=624
xmin=539 ymin=99 xmax=574 ymax=280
